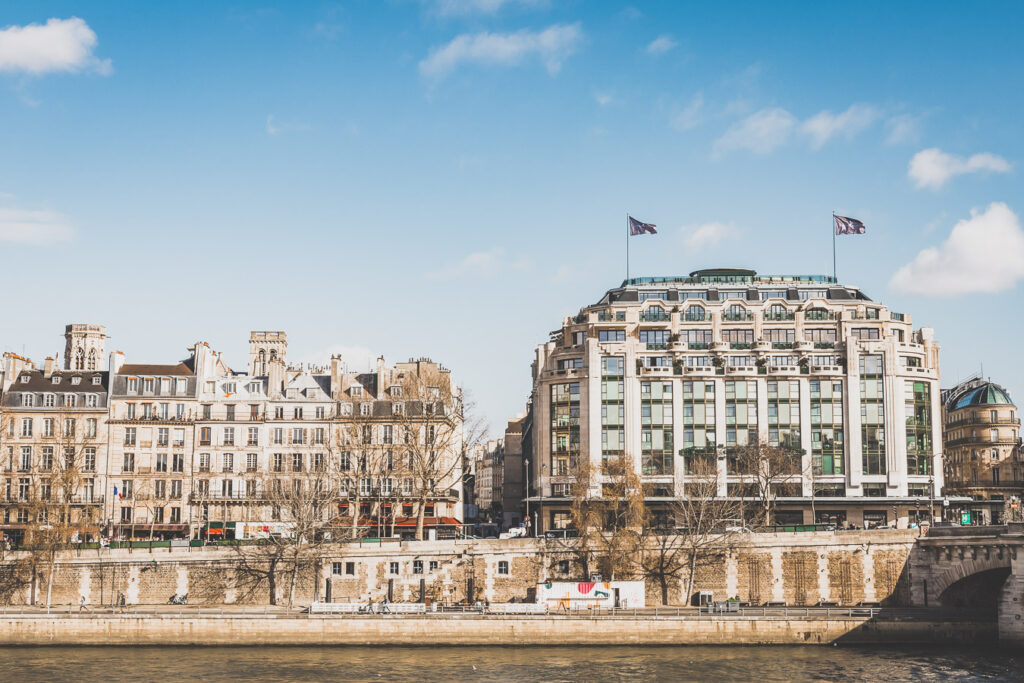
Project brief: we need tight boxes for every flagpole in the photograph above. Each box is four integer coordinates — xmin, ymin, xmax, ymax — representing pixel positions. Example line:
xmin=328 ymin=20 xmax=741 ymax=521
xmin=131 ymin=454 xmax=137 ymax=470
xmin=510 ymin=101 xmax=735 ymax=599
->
xmin=626 ymin=213 xmax=630 ymax=283
xmin=832 ymin=212 xmax=837 ymax=283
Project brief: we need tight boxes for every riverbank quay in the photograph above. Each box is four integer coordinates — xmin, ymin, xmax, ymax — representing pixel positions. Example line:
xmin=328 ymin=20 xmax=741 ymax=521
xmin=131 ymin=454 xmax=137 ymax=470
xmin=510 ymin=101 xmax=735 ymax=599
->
xmin=0 ymin=607 xmax=996 ymax=647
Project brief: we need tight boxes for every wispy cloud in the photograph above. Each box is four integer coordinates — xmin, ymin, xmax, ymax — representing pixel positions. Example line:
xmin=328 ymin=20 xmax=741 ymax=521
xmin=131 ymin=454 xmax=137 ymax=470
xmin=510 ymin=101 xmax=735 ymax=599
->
xmin=429 ymin=0 xmax=548 ymax=15
xmin=419 ymin=23 xmax=582 ymax=79
xmin=593 ymin=90 xmax=613 ymax=106
xmin=891 ymin=202 xmax=1024 ymax=296
xmin=908 ymin=148 xmax=1012 ymax=190
xmin=427 ymin=247 xmax=530 ymax=280
xmin=801 ymin=104 xmax=879 ymax=149
xmin=0 ymin=17 xmax=111 ymax=75
xmin=713 ymin=107 xmax=796 ymax=156
xmin=885 ymin=113 xmax=922 ymax=145
xmin=645 ymin=35 xmax=677 ymax=55
xmin=0 ymin=206 xmax=74 ymax=244
xmin=680 ymin=222 xmax=735 ymax=250
xmin=301 ymin=344 xmax=380 ymax=372
xmin=671 ymin=92 xmax=705 ymax=131
xmin=265 ymin=115 xmax=310 ymax=136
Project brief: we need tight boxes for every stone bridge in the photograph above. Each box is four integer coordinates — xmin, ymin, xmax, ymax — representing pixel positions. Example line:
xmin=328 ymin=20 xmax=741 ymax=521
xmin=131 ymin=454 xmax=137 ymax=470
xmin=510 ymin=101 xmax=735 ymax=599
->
xmin=909 ymin=523 xmax=1024 ymax=644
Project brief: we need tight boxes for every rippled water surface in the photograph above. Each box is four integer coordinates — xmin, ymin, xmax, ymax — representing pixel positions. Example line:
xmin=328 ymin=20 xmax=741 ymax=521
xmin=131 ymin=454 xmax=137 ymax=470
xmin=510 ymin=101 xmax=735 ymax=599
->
xmin=2 ymin=645 xmax=1022 ymax=681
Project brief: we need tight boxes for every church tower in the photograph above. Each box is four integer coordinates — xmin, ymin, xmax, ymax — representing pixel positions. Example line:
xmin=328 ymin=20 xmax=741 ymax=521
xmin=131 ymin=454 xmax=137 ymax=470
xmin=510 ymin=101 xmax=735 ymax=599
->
xmin=248 ymin=331 xmax=287 ymax=376
xmin=64 ymin=324 xmax=108 ymax=371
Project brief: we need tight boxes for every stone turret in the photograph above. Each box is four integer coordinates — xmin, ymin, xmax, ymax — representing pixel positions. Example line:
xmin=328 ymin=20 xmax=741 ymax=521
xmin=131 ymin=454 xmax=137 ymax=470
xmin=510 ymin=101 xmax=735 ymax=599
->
xmin=64 ymin=323 xmax=107 ymax=371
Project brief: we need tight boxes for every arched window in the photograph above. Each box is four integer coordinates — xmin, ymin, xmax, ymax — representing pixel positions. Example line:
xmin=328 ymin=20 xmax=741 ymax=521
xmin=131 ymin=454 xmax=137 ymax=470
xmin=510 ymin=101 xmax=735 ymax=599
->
xmin=684 ymin=305 xmax=706 ymax=321
xmin=642 ymin=305 xmax=667 ymax=321
xmin=270 ymin=349 xmax=278 ymax=361
xmin=724 ymin=304 xmax=748 ymax=321
xmin=87 ymin=348 xmax=97 ymax=371
xmin=74 ymin=348 xmax=85 ymax=371
xmin=766 ymin=304 xmax=791 ymax=320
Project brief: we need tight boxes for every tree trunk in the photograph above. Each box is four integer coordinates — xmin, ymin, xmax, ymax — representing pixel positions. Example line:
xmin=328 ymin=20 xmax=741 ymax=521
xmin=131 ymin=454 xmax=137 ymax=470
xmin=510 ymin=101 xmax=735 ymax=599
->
xmin=685 ymin=552 xmax=697 ymax=605
xmin=30 ymin=558 xmax=38 ymax=606
xmin=45 ymin=549 xmax=56 ymax=609
xmin=267 ymin=561 xmax=278 ymax=606
xmin=415 ymin=496 xmax=427 ymax=541
xmin=660 ymin=574 xmax=668 ymax=606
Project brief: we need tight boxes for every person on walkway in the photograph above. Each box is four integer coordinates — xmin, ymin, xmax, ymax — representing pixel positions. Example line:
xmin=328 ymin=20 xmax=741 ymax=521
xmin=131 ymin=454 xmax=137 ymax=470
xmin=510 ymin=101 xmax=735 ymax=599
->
xmin=79 ymin=596 xmax=87 ymax=612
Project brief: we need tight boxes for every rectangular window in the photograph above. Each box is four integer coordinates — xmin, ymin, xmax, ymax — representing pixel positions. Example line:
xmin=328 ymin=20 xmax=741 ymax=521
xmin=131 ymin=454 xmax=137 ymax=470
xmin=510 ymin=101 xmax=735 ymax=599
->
xmin=859 ymin=355 xmax=886 ymax=475
xmin=598 ymin=330 xmax=626 ymax=343
xmin=223 ymin=453 xmax=234 ymax=473
xmin=199 ymin=427 xmax=211 ymax=446
xmin=389 ymin=562 xmax=399 ymax=575
xmin=223 ymin=427 xmax=235 ymax=446
xmin=155 ymin=452 xmax=168 ymax=473
xmin=413 ymin=560 xmax=423 ymax=574
xmin=497 ymin=560 xmax=509 ymax=575
xmin=247 ymin=427 xmax=259 ymax=446
xmin=172 ymin=453 xmax=184 ymax=473
xmin=122 ymin=452 xmax=135 ymax=472
xmin=247 ymin=453 xmax=258 ymax=472
xmin=904 ymin=380 xmax=933 ymax=475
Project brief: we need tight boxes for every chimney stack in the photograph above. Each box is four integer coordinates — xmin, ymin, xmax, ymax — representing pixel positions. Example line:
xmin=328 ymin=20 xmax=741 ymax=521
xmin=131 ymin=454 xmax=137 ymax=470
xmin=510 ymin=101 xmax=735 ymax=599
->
xmin=43 ymin=356 xmax=55 ymax=378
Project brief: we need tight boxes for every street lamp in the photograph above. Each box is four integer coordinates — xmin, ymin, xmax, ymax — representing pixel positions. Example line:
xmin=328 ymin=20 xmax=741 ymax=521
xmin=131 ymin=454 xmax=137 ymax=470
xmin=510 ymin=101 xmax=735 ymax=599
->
xmin=524 ymin=457 xmax=530 ymax=536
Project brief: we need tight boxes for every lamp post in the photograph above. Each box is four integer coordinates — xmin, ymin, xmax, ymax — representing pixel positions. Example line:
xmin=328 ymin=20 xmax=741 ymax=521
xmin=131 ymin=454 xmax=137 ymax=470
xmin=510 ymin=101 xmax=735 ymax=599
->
xmin=928 ymin=473 xmax=935 ymax=523
xmin=524 ymin=457 xmax=530 ymax=536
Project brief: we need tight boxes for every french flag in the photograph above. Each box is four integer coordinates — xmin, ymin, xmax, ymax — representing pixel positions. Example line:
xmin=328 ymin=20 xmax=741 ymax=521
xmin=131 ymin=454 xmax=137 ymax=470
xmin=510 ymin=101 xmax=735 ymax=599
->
xmin=114 ymin=486 xmax=122 ymax=499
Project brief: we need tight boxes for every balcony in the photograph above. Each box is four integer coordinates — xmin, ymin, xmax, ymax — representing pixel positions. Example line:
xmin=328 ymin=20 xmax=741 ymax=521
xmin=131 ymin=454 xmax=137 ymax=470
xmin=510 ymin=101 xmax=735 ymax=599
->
xmin=189 ymin=491 xmax=268 ymax=503
xmin=683 ymin=313 xmax=706 ymax=322
xmin=722 ymin=313 xmax=753 ymax=322
xmin=771 ymin=342 xmax=795 ymax=349
xmin=813 ymin=342 xmax=836 ymax=349
xmin=947 ymin=416 xmax=1021 ymax=428
xmin=645 ymin=343 xmax=669 ymax=351
xmin=687 ymin=342 xmax=710 ymax=350
xmin=763 ymin=312 xmax=795 ymax=321
xmin=729 ymin=342 xmax=752 ymax=350
xmin=641 ymin=312 xmax=671 ymax=323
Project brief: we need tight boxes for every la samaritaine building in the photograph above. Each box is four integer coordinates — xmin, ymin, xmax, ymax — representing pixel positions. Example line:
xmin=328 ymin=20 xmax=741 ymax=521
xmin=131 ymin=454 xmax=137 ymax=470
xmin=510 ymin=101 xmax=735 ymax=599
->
xmin=1 ymin=326 xmax=464 ymax=543
xmin=527 ymin=268 xmax=949 ymax=531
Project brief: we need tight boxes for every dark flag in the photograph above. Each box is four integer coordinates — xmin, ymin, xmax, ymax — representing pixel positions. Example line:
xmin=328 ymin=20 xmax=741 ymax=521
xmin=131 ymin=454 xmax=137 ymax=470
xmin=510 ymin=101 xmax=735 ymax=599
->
xmin=834 ymin=214 xmax=866 ymax=235
xmin=628 ymin=215 xmax=657 ymax=235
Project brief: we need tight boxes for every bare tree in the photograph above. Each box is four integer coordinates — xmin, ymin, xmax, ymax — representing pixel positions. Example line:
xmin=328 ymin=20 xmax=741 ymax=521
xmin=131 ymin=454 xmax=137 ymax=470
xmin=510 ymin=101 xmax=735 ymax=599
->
xmin=28 ymin=408 xmax=99 ymax=608
xmin=670 ymin=456 xmax=742 ymax=604
xmin=568 ymin=456 xmax=646 ymax=581
xmin=333 ymin=408 xmax=390 ymax=540
xmin=230 ymin=461 xmax=338 ymax=608
xmin=729 ymin=439 xmax=804 ymax=527
xmin=393 ymin=376 xmax=486 ymax=541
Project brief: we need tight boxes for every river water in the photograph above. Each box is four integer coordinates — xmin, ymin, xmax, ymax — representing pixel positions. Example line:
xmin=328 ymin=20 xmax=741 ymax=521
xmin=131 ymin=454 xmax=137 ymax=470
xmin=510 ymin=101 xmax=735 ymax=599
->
xmin=2 ymin=645 xmax=1022 ymax=681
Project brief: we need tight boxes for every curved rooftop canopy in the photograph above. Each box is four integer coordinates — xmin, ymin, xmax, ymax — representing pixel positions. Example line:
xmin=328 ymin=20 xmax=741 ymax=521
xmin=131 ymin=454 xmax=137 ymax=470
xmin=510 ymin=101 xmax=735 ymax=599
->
xmin=951 ymin=382 xmax=1014 ymax=410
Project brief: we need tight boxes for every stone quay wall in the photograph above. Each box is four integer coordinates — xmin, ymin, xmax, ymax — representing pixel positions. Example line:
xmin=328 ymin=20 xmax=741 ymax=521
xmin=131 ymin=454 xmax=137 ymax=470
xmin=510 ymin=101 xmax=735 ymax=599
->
xmin=0 ymin=531 xmax=920 ymax=608
xmin=0 ymin=614 xmax=994 ymax=647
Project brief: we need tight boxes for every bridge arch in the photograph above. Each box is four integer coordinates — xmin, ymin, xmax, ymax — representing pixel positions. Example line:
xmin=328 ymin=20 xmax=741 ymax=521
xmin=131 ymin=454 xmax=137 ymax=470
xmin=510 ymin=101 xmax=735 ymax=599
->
xmin=931 ymin=554 xmax=1012 ymax=603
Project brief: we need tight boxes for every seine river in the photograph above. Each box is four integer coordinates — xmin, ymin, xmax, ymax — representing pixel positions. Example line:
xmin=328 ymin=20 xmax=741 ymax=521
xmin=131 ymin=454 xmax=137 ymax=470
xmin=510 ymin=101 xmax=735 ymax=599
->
xmin=2 ymin=645 xmax=1023 ymax=681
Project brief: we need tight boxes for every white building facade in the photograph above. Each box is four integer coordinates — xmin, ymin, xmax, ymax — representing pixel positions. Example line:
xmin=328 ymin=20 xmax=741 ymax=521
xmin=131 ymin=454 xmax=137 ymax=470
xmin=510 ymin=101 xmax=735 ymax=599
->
xmin=529 ymin=269 xmax=944 ymax=531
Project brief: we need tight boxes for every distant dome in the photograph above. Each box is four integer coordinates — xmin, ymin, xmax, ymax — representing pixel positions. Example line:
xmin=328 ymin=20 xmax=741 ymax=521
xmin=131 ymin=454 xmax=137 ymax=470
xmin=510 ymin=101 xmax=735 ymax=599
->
xmin=952 ymin=382 xmax=1014 ymax=410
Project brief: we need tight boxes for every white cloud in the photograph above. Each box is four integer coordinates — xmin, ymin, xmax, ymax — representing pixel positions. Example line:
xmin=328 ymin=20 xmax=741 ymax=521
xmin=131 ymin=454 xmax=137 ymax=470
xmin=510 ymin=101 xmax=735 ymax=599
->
xmin=427 ymin=247 xmax=530 ymax=280
xmin=419 ymin=23 xmax=582 ymax=79
xmin=300 ymin=344 xmax=380 ymax=373
xmin=671 ymin=92 xmax=704 ymax=131
xmin=0 ymin=207 xmax=74 ymax=244
xmin=0 ymin=17 xmax=111 ymax=75
xmin=645 ymin=35 xmax=677 ymax=55
xmin=593 ymin=90 xmax=613 ymax=106
xmin=265 ymin=115 xmax=310 ymax=136
xmin=800 ymin=104 xmax=879 ymax=149
xmin=908 ymin=148 xmax=1012 ymax=190
xmin=680 ymin=222 xmax=734 ymax=250
xmin=885 ymin=113 xmax=922 ymax=145
xmin=713 ymin=107 xmax=796 ymax=156
xmin=431 ymin=0 xmax=547 ymax=15
xmin=890 ymin=202 xmax=1024 ymax=296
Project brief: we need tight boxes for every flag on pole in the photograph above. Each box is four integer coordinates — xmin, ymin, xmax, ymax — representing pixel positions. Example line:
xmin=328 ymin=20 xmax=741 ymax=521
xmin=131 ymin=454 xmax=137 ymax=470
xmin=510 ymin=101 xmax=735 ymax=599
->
xmin=114 ymin=485 xmax=121 ymax=499
xmin=834 ymin=214 xmax=866 ymax=235
xmin=628 ymin=215 xmax=657 ymax=235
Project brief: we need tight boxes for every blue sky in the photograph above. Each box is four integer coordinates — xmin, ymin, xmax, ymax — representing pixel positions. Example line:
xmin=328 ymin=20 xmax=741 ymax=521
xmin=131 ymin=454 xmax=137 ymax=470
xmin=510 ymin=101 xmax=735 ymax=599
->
xmin=1 ymin=1 xmax=1022 ymax=433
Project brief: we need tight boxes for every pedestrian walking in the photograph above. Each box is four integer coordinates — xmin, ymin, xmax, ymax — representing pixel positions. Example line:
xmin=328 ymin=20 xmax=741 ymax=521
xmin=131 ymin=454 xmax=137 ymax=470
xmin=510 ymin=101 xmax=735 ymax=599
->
xmin=79 ymin=596 xmax=89 ymax=613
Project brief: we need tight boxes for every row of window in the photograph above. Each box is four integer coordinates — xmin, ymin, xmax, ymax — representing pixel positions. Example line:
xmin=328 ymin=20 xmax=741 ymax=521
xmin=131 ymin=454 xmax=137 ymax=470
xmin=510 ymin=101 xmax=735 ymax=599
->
xmin=5 ymin=446 xmax=98 ymax=472
xmin=330 ymin=559 xmax=510 ymax=576
xmin=17 ymin=393 xmax=101 ymax=408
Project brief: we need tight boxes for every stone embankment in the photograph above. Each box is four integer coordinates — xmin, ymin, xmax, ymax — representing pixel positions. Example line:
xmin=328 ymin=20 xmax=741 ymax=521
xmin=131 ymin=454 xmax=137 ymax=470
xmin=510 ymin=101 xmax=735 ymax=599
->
xmin=0 ymin=613 xmax=993 ymax=647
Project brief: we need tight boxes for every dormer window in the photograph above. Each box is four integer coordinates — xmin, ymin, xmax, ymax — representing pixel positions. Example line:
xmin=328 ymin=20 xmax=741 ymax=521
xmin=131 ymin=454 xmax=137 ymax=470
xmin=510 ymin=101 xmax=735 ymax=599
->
xmin=52 ymin=376 xmax=61 ymax=384
xmin=223 ymin=383 xmax=236 ymax=395
xmin=43 ymin=394 xmax=56 ymax=407
xmin=390 ymin=386 xmax=403 ymax=398
xmin=71 ymin=376 xmax=82 ymax=385
xmin=359 ymin=403 xmax=371 ymax=416
xmin=144 ymin=378 xmax=154 ymax=392
xmin=248 ymin=382 xmax=261 ymax=394
xmin=393 ymin=402 xmax=405 ymax=416
xmin=21 ymin=393 xmax=34 ymax=406
xmin=340 ymin=402 xmax=353 ymax=417
xmin=91 ymin=377 xmax=101 ymax=385
xmin=127 ymin=378 xmax=139 ymax=393
xmin=20 ymin=375 xmax=29 ymax=384
xmin=351 ymin=386 xmax=363 ymax=397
